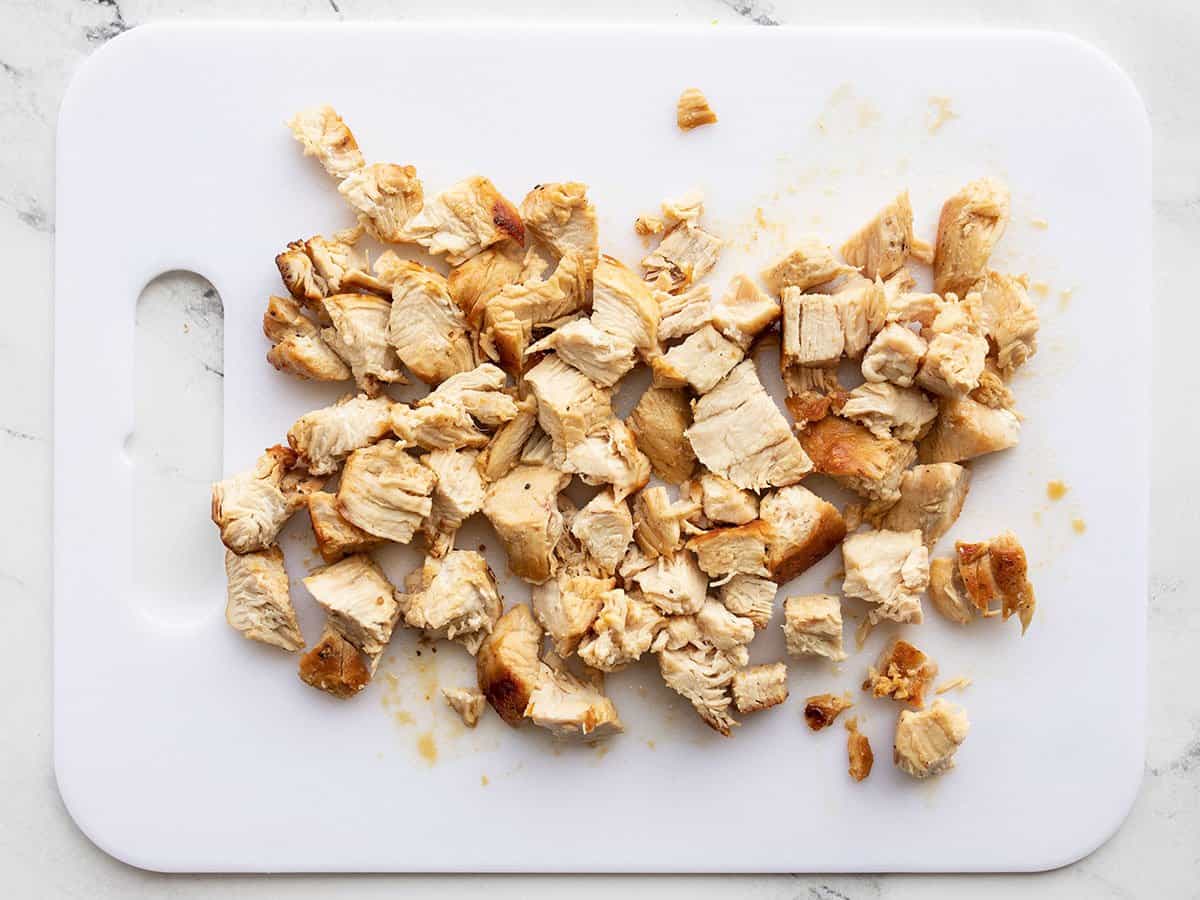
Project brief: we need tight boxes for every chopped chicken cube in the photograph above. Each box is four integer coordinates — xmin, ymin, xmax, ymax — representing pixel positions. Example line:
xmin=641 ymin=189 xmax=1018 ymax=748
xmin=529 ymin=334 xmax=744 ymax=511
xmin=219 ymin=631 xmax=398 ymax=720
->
xmin=526 ymin=318 xmax=637 ymax=387
xmin=841 ymin=529 xmax=929 ymax=625
xmin=386 ymin=260 xmax=476 ymax=385
xmin=421 ymin=448 xmax=486 ymax=554
xmin=478 ymin=395 xmax=538 ymax=481
xmin=287 ymin=393 xmax=393 ymax=476
xmin=302 ymin=554 xmax=399 ymax=660
xmin=656 ymin=283 xmax=713 ymax=341
xmin=861 ymin=323 xmax=928 ymax=387
xmin=886 ymin=291 xmax=944 ymax=335
xmin=975 ymin=270 xmax=1039 ymax=375
xmin=322 ymin=293 xmax=406 ymax=394
xmin=834 ymin=274 xmax=888 ymax=359
xmin=447 ymin=240 xmax=526 ymax=330
xmin=916 ymin=329 xmax=988 ymax=398
xmin=782 ymin=289 xmax=845 ymax=367
xmin=525 ymin=656 xmax=623 ymax=739
xmin=482 ymin=464 xmax=570 ymax=583
xmin=299 ymin=625 xmax=371 ymax=698
xmin=732 ymin=663 xmax=789 ymax=714
xmin=443 ymin=687 xmax=486 ymax=727
xmin=894 ymin=700 xmax=970 ymax=778
xmin=718 ymin=574 xmax=776 ymax=630
xmin=933 ymin=177 xmax=1010 ymax=296
xmin=928 ymin=556 xmax=974 ymax=625
xmin=879 ymin=463 xmax=971 ymax=547
xmin=864 ymin=638 xmax=938 ymax=707
xmin=840 ymin=191 xmax=915 ymax=280
xmin=404 ymin=175 xmax=524 ymax=265
xmin=799 ymin=416 xmax=916 ymax=503
xmin=523 ymin=354 xmax=612 ymax=456
xmin=307 ymin=490 xmax=384 ymax=564
xmin=659 ymin=645 xmax=738 ymax=736
xmin=653 ymin=325 xmax=745 ymax=393
xmin=531 ymin=573 xmax=609 ymax=657
xmin=337 ymin=162 xmax=424 ymax=243
xmin=418 ymin=363 xmax=517 ymax=426
xmin=403 ymin=550 xmax=502 ymax=654
xmin=782 ymin=594 xmax=846 ymax=662
xmin=628 ymin=386 xmax=697 ymax=485
xmin=391 ymin=401 xmax=489 ymax=451
xmin=761 ymin=238 xmax=856 ymax=296
xmin=759 ymin=485 xmax=847 ymax=581
xmin=841 ymin=382 xmax=938 ymax=441
xmin=804 ymin=692 xmax=853 ymax=731
xmin=629 ymin=551 xmax=708 ymax=615
xmin=590 ymin=254 xmax=660 ymax=359
xmin=563 ymin=419 xmax=651 ymax=500
xmin=263 ymin=294 xmax=352 ymax=382
xmin=677 ymin=87 xmax=718 ymax=130
xmin=483 ymin=253 xmax=591 ymax=375
xmin=846 ymin=717 xmax=874 ymax=781
xmin=633 ymin=486 xmax=697 ymax=559
xmin=642 ymin=223 xmax=723 ymax=292
xmin=687 ymin=521 xmax=771 ymax=579
xmin=477 ymin=604 xmax=544 ymax=726
xmin=275 ymin=228 xmax=372 ymax=322
xmin=655 ymin=597 xmax=754 ymax=654
xmin=687 ymin=361 xmax=814 ymax=491
xmin=955 ymin=531 xmax=1036 ymax=632
xmin=782 ymin=364 xmax=847 ymax=427
xmin=577 ymin=588 xmax=663 ymax=671
xmin=711 ymin=274 xmax=780 ymax=349
xmin=212 ymin=445 xmax=305 ymax=554
xmin=287 ymin=105 xmax=364 ymax=178
xmin=224 ymin=546 xmax=304 ymax=652
xmin=918 ymin=395 xmax=1020 ymax=463
xmin=699 ymin=472 xmax=758 ymax=525
xmin=336 ymin=440 xmax=436 ymax=544
xmin=519 ymin=428 xmax=555 ymax=466
xmin=520 ymin=182 xmax=599 ymax=276
xmin=569 ymin=488 xmax=633 ymax=575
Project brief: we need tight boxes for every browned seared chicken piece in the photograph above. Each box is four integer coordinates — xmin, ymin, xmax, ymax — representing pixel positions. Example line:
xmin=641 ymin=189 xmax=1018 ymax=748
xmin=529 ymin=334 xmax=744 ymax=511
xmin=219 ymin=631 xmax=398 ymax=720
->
xmin=308 ymin=490 xmax=384 ymax=564
xmin=974 ymin=270 xmax=1039 ymax=375
xmin=303 ymin=554 xmax=399 ymax=665
xmin=447 ymin=240 xmax=526 ymax=331
xmin=954 ymin=531 xmax=1036 ymax=632
xmin=970 ymin=363 xmax=1017 ymax=411
xmin=477 ymin=603 xmax=545 ymax=726
xmin=687 ymin=361 xmax=813 ymax=491
xmin=933 ymin=177 xmax=1010 ymax=296
xmin=846 ymin=718 xmax=874 ymax=782
xmin=531 ymin=573 xmax=610 ymax=657
xmin=799 ymin=416 xmax=916 ymax=503
xmin=519 ymin=182 xmax=599 ymax=276
xmin=782 ymin=594 xmax=846 ymax=662
xmin=383 ymin=260 xmax=475 ymax=385
xmin=861 ymin=323 xmax=928 ymax=387
xmin=478 ymin=395 xmax=538 ymax=481
xmin=403 ymin=550 xmax=503 ymax=654
xmin=841 ymin=529 xmax=929 ymax=625
xmin=833 ymin=273 xmax=888 ymax=359
xmin=322 ymin=293 xmax=406 ymax=394
xmin=894 ymin=700 xmax=969 ymax=778
xmin=782 ymin=290 xmax=844 ymax=367
xmin=688 ymin=521 xmax=772 ymax=579
xmin=526 ymin=319 xmax=637 ymax=387
xmin=287 ymin=105 xmax=364 ymax=178
xmin=840 ymin=191 xmax=915 ymax=280
xmin=659 ymin=644 xmax=739 ymax=736
xmin=336 ymin=440 xmax=436 ymax=544
xmin=878 ymin=463 xmax=971 ymax=547
xmin=652 ymin=325 xmax=745 ymax=393
xmin=628 ymin=386 xmax=696 ymax=484
xmin=299 ymin=626 xmax=372 ymax=698
xmin=928 ymin=556 xmax=974 ymax=625
xmin=224 ymin=546 xmax=304 ymax=651
xmin=483 ymin=253 xmax=589 ymax=375
xmin=732 ymin=663 xmax=789 ymax=714
xmin=629 ymin=550 xmax=709 ymax=615
xmin=699 ymin=472 xmax=758 ymax=525
xmin=577 ymin=588 xmax=664 ymax=672
xmin=863 ymin=638 xmax=938 ymax=707
xmin=677 ymin=87 xmax=718 ymax=130
xmin=782 ymin=364 xmax=847 ymax=428
xmin=711 ymin=274 xmax=781 ymax=349
xmin=656 ymin=283 xmax=712 ymax=341
xmin=918 ymin=395 xmax=1020 ymax=463
xmin=567 ymin=488 xmax=633 ymax=575
xmin=404 ymin=175 xmax=524 ymax=265
xmin=482 ymin=463 xmax=570 ymax=583
xmin=443 ymin=687 xmax=487 ymax=727
xmin=632 ymin=486 xmax=698 ymax=559
xmin=337 ymin=162 xmax=424 ymax=243
xmin=275 ymin=228 xmax=384 ymax=323
xmin=211 ymin=446 xmax=306 ymax=554
xmin=263 ymin=294 xmax=352 ymax=382
xmin=287 ymin=393 xmax=393 ymax=476
xmin=420 ymin=448 xmax=486 ymax=555
xmin=804 ymin=692 xmax=853 ymax=731
xmin=592 ymin=255 xmax=660 ymax=360
xmin=718 ymin=575 xmax=776 ymax=630
xmin=524 ymin=655 xmax=624 ymax=739
xmin=840 ymin=382 xmax=938 ymax=441
xmin=642 ymin=223 xmax=723 ymax=292
xmin=759 ymin=485 xmax=847 ymax=581
xmin=761 ymin=237 xmax=856 ymax=296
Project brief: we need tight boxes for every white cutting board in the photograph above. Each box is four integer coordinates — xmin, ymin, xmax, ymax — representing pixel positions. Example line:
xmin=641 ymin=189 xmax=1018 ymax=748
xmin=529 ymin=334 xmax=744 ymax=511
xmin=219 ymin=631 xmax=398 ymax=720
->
xmin=54 ymin=24 xmax=1150 ymax=872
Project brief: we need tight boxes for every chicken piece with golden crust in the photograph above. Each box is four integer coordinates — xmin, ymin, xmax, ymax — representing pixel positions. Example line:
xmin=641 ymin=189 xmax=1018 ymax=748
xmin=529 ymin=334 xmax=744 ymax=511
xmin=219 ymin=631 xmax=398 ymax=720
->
xmin=322 ymin=293 xmax=406 ymax=395
xmin=840 ymin=191 xmax=915 ymax=280
xmin=804 ymin=693 xmax=853 ymax=731
xmin=642 ymin=223 xmax=723 ymax=292
xmin=861 ymin=323 xmax=928 ymax=387
xmin=224 ymin=546 xmax=305 ymax=652
xmin=659 ymin=644 xmax=739 ymax=736
xmin=287 ymin=105 xmax=364 ymax=178
xmin=799 ymin=416 xmax=916 ymax=504
xmin=955 ymin=531 xmax=1036 ymax=632
xmin=287 ymin=393 xmax=393 ymax=477
xmin=336 ymin=440 xmax=436 ymax=545
xmin=918 ymin=395 xmax=1020 ymax=463
xmin=761 ymin=237 xmax=856 ymax=296
xmin=483 ymin=254 xmax=589 ymax=375
xmin=718 ymin=574 xmax=776 ymax=630
xmin=525 ymin=656 xmax=623 ymax=739
xmin=878 ymin=463 xmax=971 ymax=548
xmin=263 ymin=294 xmax=353 ymax=382
xmin=211 ymin=445 xmax=307 ymax=555
xmin=711 ymin=274 xmax=780 ymax=349
xmin=443 ymin=687 xmax=486 ymax=727
xmin=687 ymin=520 xmax=772 ymax=579
xmin=303 ymin=554 xmax=399 ymax=663
xmin=576 ymin=588 xmax=664 ymax=672
xmin=782 ymin=364 xmax=847 ymax=428
xmin=863 ymin=638 xmax=938 ymax=707
xmin=933 ymin=177 xmax=1010 ymax=296
xmin=628 ymin=386 xmax=696 ymax=485
xmin=447 ymin=240 xmax=526 ymax=331
xmin=568 ymin=488 xmax=633 ymax=575
xmin=403 ymin=550 xmax=503 ymax=654
xmin=759 ymin=484 xmax=848 ymax=581
xmin=652 ymin=325 xmax=745 ymax=393
xmin=840 ymin=382 xmax=938 ymax=441
xmin=732 ymin=663 xmax=789 ymax=714
xmin=846 ymin=718 xmax=874 ymax=782
xmin=531 ymin=573 xmax=610 ymax=657
xmin=386 ymin=260 xmax=475 ymax=386
xmin=841 ymin=529 xmax=929 ymax=625
xmin=482 ymin=463 xmax=570 ymax=584
xmin=974 ymin=270 xmax=1039 ymax=375
xmin=308 ymin=490 xmax=384 ymax=564
xmin=477 ymin=603 xmax=545 ymax=726
xmin=894 ymin=700 xmax=970 ymax=778
xmin=404 ymin=175 xmax=524 ymax=265
xmin=337 ymin=163 xmax=424 ymax=243
xmin=782 ymin=594 xmax=846 ymax=662
xmin=592 ymin=255 xmax=660 ymax=359
xmin=421 ymin=448 xmax=486 ymax=556
xmin=299 ymin=626 xmax=372 ymax=699
xmin=519 ymin=182 xmax=599 ymax=276
xmin=928 ymin=555 xmax=974 ymax=625
xmin=677 ymin=87 xmax=718 ymax=130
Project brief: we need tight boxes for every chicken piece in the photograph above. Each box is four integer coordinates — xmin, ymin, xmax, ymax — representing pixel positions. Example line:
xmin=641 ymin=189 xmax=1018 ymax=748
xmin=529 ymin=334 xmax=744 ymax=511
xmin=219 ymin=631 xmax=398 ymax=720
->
xmin=631 ymin=486 xmax=695 ymax=559
xmin=563 ymin=419 xmax=652 ymax=501
xmin=864 ymin=638 xmax=938 ymax=707
xmin=484 ymin=254 xmax=590 ymax=375
xmin=403 ymin=551 xmax=502 ymax=654
xmin=878 ymin=463 xmax=971 ymax=547
xmin=482 ymin=464 xmax=570 ymax=584
xmin=443 ymin=687 xmax=486 ymax=727
xmin=732 ymin=663 xmax=789 ymax=714
xmin=659 ymin=645 xmax=738 ymax=736
xmin=917 ymin=395 xmax=1020 ymax=463
xmin=391 ymin=401 xmax=489 ymax=451
xmin=846 ymin=718 xmax=874 ymax=782
xmin=699 ymin=472 xmax=758 ymax=525
xmin=798 ymin=416 xmax=916 ymax=503
xmin=761 ymin=238 xmax=856 ymax=296
xmin=974 ymin=270 xmax=1039 ymax=375
xmin=531 ymin=573 xmax=609 ymax=657
xmin=337 ymin=162 xmax=424 ymax=243
xmin=804 ymin=692 xmax=854 ymax=731
xmin=525 ymin=318 xmax=637 ymax=387
xmin=840 ymin=191 xmax=915 ymax=280
xmin=934 ymin=177 xmax=1010 ymax=296
xmin=970 ymin=363 xmax=1017 ymax=411
xmin=523 ymin=353 xmax=605 ymax=447
xmin=928 ymin=556 xmax=974 ymax=625
xmin=627 ymin=386 xmax=696 ymax=485
xmin=211 ymin=446 xmax=303 ymax=554
xmin=382 ymin=261 xmax=475 ymax=386
xmin=525 ymin=656 xmax=623 ymax=739
xmin=223 ymin=546 xmax=304 ymax=651
xmin=641 ymin=223 xmax=723 ymax=292
xmin=782 ymin=289 xmax=844 ymax=367
xmin=677 ymin=87 xmax=718 ymax=130
xmin=419 ymin=363 xmax=518 ymax=427
xmin=519 ymin=182 xmax=599 ymax=276
xmin=336 ymin=440 xmax=436 ymax=544
xmin=841 ymin=529 xmax=929 ymax=625
xmin=303 ymin=554 xmax=399 ymax=661
xmin=782 ymin=594 xmax=846 ymax=662
xmin=567 ymin=488 xmax=632 ymax=575
xmin=592 ymin=255 xmax=660 ymax=359
xmin=652 ymin=325 xmax=745 ymax=393
xmin=263 ymin=294 xmax=353 ymax=382
xmin=834 ymin=274 xmax=888 ymax=359
xmin=955 ymin=531 xmax=1036 ymax=632
xmin=782 ymin=364 xmax=847 ymax=428
xmin=687 ymin=361 xmax=813 ymax=491
xmin=576 ymin=588 xmax=664 ymax=672
xmin=718 ymin=574 xmax=776 ymax=630
xmin=404 ymin=175 xmax=524 ymax=265
xmin=657 ymin=188 xmax=704 ymax=228
xmin=840 ymin=382 xmax=938 ymax=441
xmin=894 ymin=700 xmax=970 ymax=778
xmin=629 ymin=551 xmax=708 ymax=615
xmin=477 ymin=396 xmax=538 ymax=481
xmin=711 ymin=274 xmax=780 ymax=349
xmin=886 ymin=292 xmax=944 ymax=335
xmin=421 ymin=449 xmax=486 ymax=554
xmin=657 ymin=283 xmax=713 ymax=341
xmin=916 ymin=329 xmax=988 ymax=398
xmin=287 ymin=105 xmax=364 ymax=178
xmin=321 ymin=293 xmax=406 ymax=394
xmin=477 ymin=604 xmax=544 ymax=726
xmin=275 ymin=228 xmax=374 ymax=322
xmin=687 ymin=521 xmax=772 ymax=579
xmin=307 ymin=490 xmax=384 ymax=564
xmin=298 ymin=625 xmax=372 ymax=699
xmin=287 ymin=393 xmax=393 ymax=476
xmin=519 ymin=428 xmax=556 ymax=466
xmin=635 ymin=214 xmax=665 ymax=237
xmin=759 ymin=485 xmax=847 ymax=581
xmin=447 ymin=240 xmax=526 ymax=330
xmin=861 ymin=323 xmax=928 ymax=387
xmin=884 ymin=266 xmax=918 ymax=302
xmin=668 ymin=597 xmax=756 ymax=653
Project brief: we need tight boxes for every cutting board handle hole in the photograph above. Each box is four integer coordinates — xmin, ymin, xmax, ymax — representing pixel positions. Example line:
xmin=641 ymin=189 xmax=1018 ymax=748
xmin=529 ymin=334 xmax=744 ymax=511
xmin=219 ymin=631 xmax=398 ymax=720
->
xmin=129 ymin=270 xmax=224 ymax=629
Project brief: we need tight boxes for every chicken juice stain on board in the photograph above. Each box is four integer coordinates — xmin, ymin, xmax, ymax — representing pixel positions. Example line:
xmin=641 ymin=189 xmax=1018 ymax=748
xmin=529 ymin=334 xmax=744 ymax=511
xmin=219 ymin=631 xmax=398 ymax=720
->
xmin=1072 ymin=517 xmax=1087 ymax=535
xmin=1046 ymin=480 xmax=1068 ymax=501
xmin=417 ymin=732 xmax=438 ymax=765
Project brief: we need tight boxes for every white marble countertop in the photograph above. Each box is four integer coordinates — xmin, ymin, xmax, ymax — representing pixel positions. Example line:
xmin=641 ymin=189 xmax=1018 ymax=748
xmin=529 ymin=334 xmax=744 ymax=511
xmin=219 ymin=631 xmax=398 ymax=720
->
xmin=3 ymin=0 xmax=1197 ymax=895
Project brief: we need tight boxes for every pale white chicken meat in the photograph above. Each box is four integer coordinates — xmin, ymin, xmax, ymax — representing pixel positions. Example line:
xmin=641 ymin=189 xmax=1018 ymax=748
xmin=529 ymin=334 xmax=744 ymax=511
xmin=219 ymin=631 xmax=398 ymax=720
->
xmin=519 ymin=182 xmax=599 ymax=275
xmin=658 ymin=644 xmax=739 ymax=736
xmin=710 ymin=274 xmax=780 ymax=349
xmin=629 ymin=550 xmax=708 ymax=615
xmin=335 ymin=439 xmax=436 ymax=544
xmin=840 ymin=382 xmax=938 ymax=441
xmin=526 ymin=318 xmax=637 ymax=388
xmin=833 ymin=274 xmax=888 ymax=359
xmin=928 ymin=556 xmax=975 ymax=625
xmin=443 ymin=687 xmax=487 ymax=727
xmin=840 ymin=191 xmax=915 ymax=280
xmin=731 ymin=662 xmax=789 ymax=714
xmin=302 ymin=553 xmax=399 ymax=661
xmin=322 ymin=293 xmax=407 ymax=394
xmin=842 ymin=529 xmax=929 ymax=625
xmin=531 ymin=573 xmax=610 ymax=657
xmin=782 ymin=289 xmax=844 ymax=367
xmin=337 ymin=162 xmax=424 ymax=243
xmin=477 ymin=395 xmax=538 ymax=481
xmin=652 ymin=324 xmax=745 ymax=393
xmin=918 ymin=395 xmax=1020 ymax=463
xmin=933 ymin=177 xmax=1010 ymax=296
xmin=523 ymin=354 xmax=611 ymax=455
xmin=974 ymin=270 xmax=1039 ymax=375
xmin=861 ymin=323 xmax=928 ymax=387
xmin=276 ymin=228 xmax=378 ymax=323
xmin=307 ymin=490 xmax=383 ymax=564
xmin=782 ymin=594 xmax=846 ymax=662
xmin=421 ymin=448 xmax=486 ymax=555
xmin=391 ymin=401 xmax=489 ymax=451
xmin=287 ymin=105 xmax=364 ymax=178
xmin=592 ymin=254 xmax=661 ymax=359
xmin=641 ymin=223 xmax=723 ymax=292
xmin=761 ymin=237 xmax=856 ymax=296
xmin=686 ymin=520 xmax=772 ymax=579
xmin=224 ymin=546 xmax=305 ymax=652
xmin=781 ymin=363 xmax=847 ymax=428
xmin=287 ymin=393 xmax=393 ymax=476
xmin=878 ymin=463 xmax=971 ymax=548
xmin=418 ymin=363 xmax=517 ymax=427
xmin=656 ymin=283 xmax=712 ymax=341
xmin=570 ymin=488 xmax=633 ymax=575
xmin=628 ymin=386 xmax=696 ymax=485
xmin=576 ymin=587 xmax=664 ymax=672
xmin=483 ymin=254 xmax=589 ymax=375
xmin=404 ymin=175 xmax=525 ymax=265
xmin=482 ymin=463 xmax=570 ymax=584
xmin=894 ymin=700 xmax=970 ymax=778
xmin=699 ymin=471 xmax=758 ymax=525
xmin=717 ymin=574 xmax=777 ymax=630
xmin=562 ymin=418 xmax=651 ymax=501
xmin=916 ymin=327 xmax=988 ymax=398
xmin=386 ymin=260 xmax=476 ymax=385
xmin=403 ymin=550 xmax=503 ymax=654
xmin=211 ymin=445 xmax=306 ymax=555
xmin=631 ymin=485 xmax=698 ymax=559
xmin=263 ymin=294 xmax=352 ymax=382
xmin=524 ymin=656 xmax=623 ymax=739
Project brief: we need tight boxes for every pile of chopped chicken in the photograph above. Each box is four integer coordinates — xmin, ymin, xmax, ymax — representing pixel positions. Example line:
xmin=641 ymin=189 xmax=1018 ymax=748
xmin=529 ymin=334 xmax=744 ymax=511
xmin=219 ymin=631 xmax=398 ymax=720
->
xmin=213 ymin=103 xmax=1042 ymax=779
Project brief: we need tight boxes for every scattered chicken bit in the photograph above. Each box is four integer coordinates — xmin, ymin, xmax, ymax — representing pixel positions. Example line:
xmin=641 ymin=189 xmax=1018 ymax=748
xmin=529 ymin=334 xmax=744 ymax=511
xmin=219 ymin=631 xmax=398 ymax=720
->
xmin=933 ymin=177 xmax=1010 ymax=297
xmin=519 ymin=182 xmax=599 ymax=275
xmin=404 ymin=175 xmax=524 ymax=265
xmin=659 ymin=644 xmax=739 ymax=736
xmin=711 ymin=274 xmax=780 ymax=349
xmin=287 ymin=105 xmax=364 ymax=178
xmin=275 ymin=228 xmax=377 ymax=322
xmin=677 ymin=87 xmax=718 ymax=130
xmin=841 ymin=382 xmax=938 ymax=441
xmin=531 ymin=573 xmax=609 ymax=657
xmin=732 ymin=663 xmax=789 ymax=714
xmin=524 ymin=655 xmax=624 ymax=739
xmin=337 ymin=162 xmax=424 ymax=243
xmin=224 ymin=546 xmax=305 ymax=652
xmin=894 ymin=700 xmax=969 ymax=778
xmin=211 ymin=445 xmax=311 ymax=554
xmin=917 ymin=395 xmax=1020 ymax=463
xmin=335 ymin=440 xmax=436 ymax=544
xmin=914 ymin=311 xmax=989 ymax=399
xmin=761 ymin=238 xmax=856 ymax=296
xmin=861 ymin=322 xmax=928 ymax=387
xmin=954 ymin=531 xmax=1036 ymax=632
xmin=804 ymin=692 xmax=853 ymax=731
xmin=308 ymin=490 xmax=384 ymax=564
xmin=303 ymin=554 xmax=399 ymax=664
xmin=974 ymin=270 xmax=1039 ymax=375
xmin=642 ymin=223 xmax=724 ymax=292
xmin=482 ymin=463 xmax=570 ymax=584
xmin=799 ymin=416 xmax=916 ymax=503
xmin=935 ymin=676 xmax=973 ymax=695
xmin=846 ymin=717 xmax=874 ymax=782
xmin=652 ymin=324 xmax=745 ymax=393
xmin=699 ymin=472 xmax=759 ymax=525
xmin=299 ymin=625 xmax=372 ymax=698
xmin=263 ymin=294 xmax=353 ymax=382
xmin=524 ymin=354 xmax=612 ymax=461
xmin=841 ymin=529 xmax=929 ymax=625
xmin=568 ymin=489 xmax=633 ymax=575
xmin=782 ymin=594 xmax=846 ymax=662
xmin=864 ymin=638 xmax=938 ymax=707
xmin=629 ymin=550 xmax=709 ymax=615
xmin=970 ymin=363 xmax=1017 ymax=411
xmin=878 ymin=463 xmax=971 ymax=547
xmin=403 ymin=551 xmax=502 ymax=654
xmin=287 ymin=393 xmax=393 ymax=476
xmin=840 ymin=192 xmax=915 ymax=280
xmin=562 ymin=418 xmax=652 ymax=501
xmin=447 ymin=240 xmax=526 ymax=332
xmin=387 ymin=260 xmax=476 ymax=385
xmin=321 ymin=293 xmax=406 ymax=394
xmin=526 ymin=318 xmax=637 ymax=388
xmin=657 ymin=283 xmax=713 ymax=341
xmin=634 ymin=214 xmax=664 ymax=237
xmin=759 ymin=485 xmax=847 ymax=581
xmin=577 ymin=587 xmax=663 ymax=671
xmin=443 ymin=687 xmax=487 ymax=727
xmin=476 ymin=603 xmax=544 ymax=726
xmin=628 ymin=386 xmax=697 ymax=485
xmin=718 ymin=574 xmax=777 ymax=630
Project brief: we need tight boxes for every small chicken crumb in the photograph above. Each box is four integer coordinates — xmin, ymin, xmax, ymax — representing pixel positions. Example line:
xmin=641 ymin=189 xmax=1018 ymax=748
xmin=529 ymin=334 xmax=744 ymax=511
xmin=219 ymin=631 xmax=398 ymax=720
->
xmin=1030 ymin=217 xmax=1049 ymax=230
xmin=935 ymin=676 xmax=973 ymax=695
xmin=846 ymin=717 xmax=874 ymax=782
xmin=443 ymin=687 xmax=487 ymax=727
xmin=803 ymin=692 xmax=853 ymax=731
xmin=926 ymin=96 xmax=958 ymax=135
xmin=731 ymin=662 xmax=789 ymax=714
xmin=677 ymin=88 xmax=718 ymax=131
xmin=863 ymin=637 xmax=938 ymax=708
xmin=894 ymin=700 xmax=969 ymax=779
